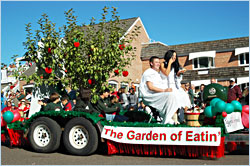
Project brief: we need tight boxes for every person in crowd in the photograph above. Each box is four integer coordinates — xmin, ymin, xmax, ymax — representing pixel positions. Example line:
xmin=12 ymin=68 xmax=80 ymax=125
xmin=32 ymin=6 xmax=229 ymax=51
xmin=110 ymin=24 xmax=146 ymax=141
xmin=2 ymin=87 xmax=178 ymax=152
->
xmin=3 ymin=91 xmax=9 ymax=108
xmin=242 ymin=87 xmax=249 ymax=105
xmin=92 ymin=88 xmax=128 ymax=122
xmin=188 ymin=84 xmax=196 ymax=107
xmin=123 ymin=102 xmax=150 ymax=122
xmin=38 ymin=98 xmax=49 ymax=112
xmin=1 ymin=91 xmax=5 ymax=109
xmin=18 ymin=99 xmax=26 ymax=117
xmin=128 ymin=88 xmax=138 ymax=110
xmin=130 ymin=82 xmax=136 ymax=92
xmin=139 ymin=56 xmax=179 ymax=125
xmin=111 ymin=90 xmax=119 ymax=100
xmin=227 ymin=78 xmax=242 ymax=103
xmin=73 ymin=89 xmax=95 ymax=113
xmin=17 ymin=99 xmax=30 ymax=117
xmin=211 ymin=78 xmax=217 ymax=84
xmin=43 ymin=92 xmax=62 ymax=111
xmin=10 ymin=92 xmax=19 ymax=107
xmin=120 ymin=88 xmax=129 ymax=110
xmin=197 ymin=84 xmax=206 ymax=108
xmin=25 ymin=90 xmax=32 ymax=102
xmin=117 ymin=88 xmax=123 ymax=102
xmin=110 ymin=95 xmax=122 ymax=110
xmin=137 ymin=100 xmax=153 ymax=115
xmin=104 ymin=90 xmax=112 ymax=107
xmin=61 ymin=95 xmax=74 ymax=111
xmin=65 ymin=86 xmax=77 ymax=104
xmin=16 ymin=89 xmax=26 ymax=101
xmin=23 ymin=101 xmax=30 ymax=118
xmin=138 ymin=100 xmax=145 ymax=112
xmin=184 ymin=83 xmax=190 ymax=92
xmin=10 ymin=102 xmax=17 ymax=111
xmin=159 ymin=50 xmax=191 ymax=123
xmin=1 ymin=100 xmax=12 ymax=113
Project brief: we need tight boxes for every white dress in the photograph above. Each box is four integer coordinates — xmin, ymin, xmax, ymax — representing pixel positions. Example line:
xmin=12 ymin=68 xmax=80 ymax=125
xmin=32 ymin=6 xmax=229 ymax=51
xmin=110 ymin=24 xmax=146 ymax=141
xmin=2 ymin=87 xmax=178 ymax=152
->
xmin=139 ymin=68 xmax=179 ymax=124
xmin=160 ymin=68 xmax=192 ymax=109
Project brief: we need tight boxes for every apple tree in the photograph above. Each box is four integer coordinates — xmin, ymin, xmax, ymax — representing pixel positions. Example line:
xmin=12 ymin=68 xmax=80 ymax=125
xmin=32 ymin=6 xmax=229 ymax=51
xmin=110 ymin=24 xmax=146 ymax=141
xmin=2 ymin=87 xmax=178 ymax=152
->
xmin=22 ymin=7 xmax=140 ymax=103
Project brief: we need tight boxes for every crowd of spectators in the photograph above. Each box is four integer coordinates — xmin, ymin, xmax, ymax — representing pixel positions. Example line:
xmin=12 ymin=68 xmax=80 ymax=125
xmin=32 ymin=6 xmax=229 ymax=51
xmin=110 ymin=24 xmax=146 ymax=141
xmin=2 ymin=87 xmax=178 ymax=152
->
xmin=1 ymin=77 xmax=248 ymax=123
xmin=1 ymin=88 xmax=32 ymax=118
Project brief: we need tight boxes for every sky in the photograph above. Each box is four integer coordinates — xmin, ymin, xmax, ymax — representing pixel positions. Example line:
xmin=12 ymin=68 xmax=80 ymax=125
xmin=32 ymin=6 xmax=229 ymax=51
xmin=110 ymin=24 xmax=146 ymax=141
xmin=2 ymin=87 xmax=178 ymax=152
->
xmin=1 ymin=1 xmax=249 ymax=65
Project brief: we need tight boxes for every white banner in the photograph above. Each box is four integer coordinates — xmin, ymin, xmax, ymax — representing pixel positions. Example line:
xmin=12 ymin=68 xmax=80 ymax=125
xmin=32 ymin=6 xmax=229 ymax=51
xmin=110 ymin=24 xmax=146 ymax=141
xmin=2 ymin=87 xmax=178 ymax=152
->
xmin=101 ymin=126 xmax=221 ymax=146
xmin=224 ymin=112 xmax=244 ymax=133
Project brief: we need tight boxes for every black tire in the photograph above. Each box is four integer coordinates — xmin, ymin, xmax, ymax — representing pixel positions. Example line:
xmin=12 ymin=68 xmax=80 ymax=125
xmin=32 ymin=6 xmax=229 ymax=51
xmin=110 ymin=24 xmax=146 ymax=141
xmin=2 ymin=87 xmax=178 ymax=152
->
xmin=28 ymin=117 xmax=62 ymax=153
xmin=63 ymin=117 xmax=99 ymax=155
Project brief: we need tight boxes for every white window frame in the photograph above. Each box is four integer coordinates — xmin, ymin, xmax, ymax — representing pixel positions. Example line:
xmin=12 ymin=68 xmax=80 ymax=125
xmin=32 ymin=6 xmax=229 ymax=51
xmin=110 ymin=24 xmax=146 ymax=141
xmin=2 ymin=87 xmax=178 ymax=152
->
xmin=120 ymin=82 xmax=129 ymax=92
xmin=192 ymin=57 xmax=215 ymax=70
xmin=238 ymin=52 xmax=249 ymax=66
xmin=108 ymin=80 xmax=118 ymax=91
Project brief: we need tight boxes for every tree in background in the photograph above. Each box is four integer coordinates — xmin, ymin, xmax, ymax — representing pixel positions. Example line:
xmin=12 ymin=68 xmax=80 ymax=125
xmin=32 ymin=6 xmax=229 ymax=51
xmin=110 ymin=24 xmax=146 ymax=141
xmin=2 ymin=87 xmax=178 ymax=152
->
xmin=22 ymin=7 xmax=140 ymax=103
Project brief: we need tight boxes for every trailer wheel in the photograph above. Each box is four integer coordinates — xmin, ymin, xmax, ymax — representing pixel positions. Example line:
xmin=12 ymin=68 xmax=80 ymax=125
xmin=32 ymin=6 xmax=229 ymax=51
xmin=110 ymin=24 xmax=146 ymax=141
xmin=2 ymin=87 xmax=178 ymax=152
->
xmin=28 ymin=117 xmax=62 ymax=153
xmin=63 ymin=117 xmax=98 ymax=155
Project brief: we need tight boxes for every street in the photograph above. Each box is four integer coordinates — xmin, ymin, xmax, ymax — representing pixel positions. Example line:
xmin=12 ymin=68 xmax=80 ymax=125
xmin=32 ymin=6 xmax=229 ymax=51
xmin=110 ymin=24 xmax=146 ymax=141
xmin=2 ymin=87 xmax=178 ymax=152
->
xmin=1 ymin=145 xmax=249 ymax=165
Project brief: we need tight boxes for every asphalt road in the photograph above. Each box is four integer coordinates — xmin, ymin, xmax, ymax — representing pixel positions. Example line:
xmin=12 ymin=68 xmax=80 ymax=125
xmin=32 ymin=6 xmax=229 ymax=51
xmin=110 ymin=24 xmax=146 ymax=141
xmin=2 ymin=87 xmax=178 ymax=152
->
xmin=1 ymin=145 xmax=249 ymax=165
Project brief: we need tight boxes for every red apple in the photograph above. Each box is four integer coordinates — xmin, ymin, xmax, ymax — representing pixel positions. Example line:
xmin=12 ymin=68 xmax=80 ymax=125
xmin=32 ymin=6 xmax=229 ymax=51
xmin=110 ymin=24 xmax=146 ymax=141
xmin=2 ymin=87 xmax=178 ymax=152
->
xmin=88 ymin=79 xmax=92 ymax=85
xmin=119 ymin=44 xmax=125 ymax=50
xmin=74 ymin=42 xmax=80 ymax=47
xmin=45 ymin=67 xmax=52 ymax=74
xmin=114 ymin=69 xmax=119 ymax=75
xmin=122 ymin=71 xmax=129 ymax=77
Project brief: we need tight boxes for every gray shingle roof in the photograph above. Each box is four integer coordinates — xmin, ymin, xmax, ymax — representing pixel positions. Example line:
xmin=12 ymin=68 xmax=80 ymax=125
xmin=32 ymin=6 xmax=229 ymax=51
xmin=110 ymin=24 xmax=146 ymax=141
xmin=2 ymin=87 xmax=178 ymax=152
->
xmin=79 ymin=17 xmax=139 ymax=37
xmin=21 ymin=63 xmax=36 ymax=77
xmin=141 ymin=36 xmax=249 ymax=60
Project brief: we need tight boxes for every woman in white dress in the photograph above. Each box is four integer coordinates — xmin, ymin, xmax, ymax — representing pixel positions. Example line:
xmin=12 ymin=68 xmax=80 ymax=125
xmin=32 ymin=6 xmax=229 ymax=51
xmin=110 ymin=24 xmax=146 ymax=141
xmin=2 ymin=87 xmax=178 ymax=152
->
xmin=160 ymin=50 xmax=192 ymax=123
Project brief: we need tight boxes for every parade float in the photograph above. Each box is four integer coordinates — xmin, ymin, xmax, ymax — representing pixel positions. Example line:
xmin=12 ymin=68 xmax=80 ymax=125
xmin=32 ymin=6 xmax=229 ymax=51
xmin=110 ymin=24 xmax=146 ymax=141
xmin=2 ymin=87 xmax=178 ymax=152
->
xmin=1 ymin=89 xmax=249 ymax=158
xmin=1 ymin=7 xmax=249 ymax=159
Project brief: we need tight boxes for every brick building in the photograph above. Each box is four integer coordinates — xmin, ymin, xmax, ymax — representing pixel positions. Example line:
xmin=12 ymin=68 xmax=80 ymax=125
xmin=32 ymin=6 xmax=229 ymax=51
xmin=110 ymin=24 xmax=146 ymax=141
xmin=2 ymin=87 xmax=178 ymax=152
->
xmin=108 ymin=17 xmax=249 ymax=94
xmin=140 ymin=37 xmax=249 ymax=92
xmin=107 ymin=17 xmax=150 ymax=91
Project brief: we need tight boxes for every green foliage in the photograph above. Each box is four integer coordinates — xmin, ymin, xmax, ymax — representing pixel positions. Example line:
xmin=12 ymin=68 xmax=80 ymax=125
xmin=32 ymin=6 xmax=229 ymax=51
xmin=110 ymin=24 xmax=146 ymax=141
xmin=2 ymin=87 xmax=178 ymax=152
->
xmin=23 ymin=7 xmax=140 ymax=103
xmin=11 ymin=54 xmax=19 ymax=61
xmin=1 ymin=63 xmax=7 ymax=69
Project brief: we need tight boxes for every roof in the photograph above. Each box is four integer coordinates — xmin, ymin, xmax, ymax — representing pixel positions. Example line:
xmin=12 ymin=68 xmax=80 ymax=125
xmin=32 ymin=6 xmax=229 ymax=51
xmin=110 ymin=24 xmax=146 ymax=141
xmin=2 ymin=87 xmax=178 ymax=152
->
xmin=141 ymin=36 xmax=249 ymax=60
xmin=79 ymin=17 xmax=139 ymax=38
xmin=22 ymin=63 xmax=36 ymax=77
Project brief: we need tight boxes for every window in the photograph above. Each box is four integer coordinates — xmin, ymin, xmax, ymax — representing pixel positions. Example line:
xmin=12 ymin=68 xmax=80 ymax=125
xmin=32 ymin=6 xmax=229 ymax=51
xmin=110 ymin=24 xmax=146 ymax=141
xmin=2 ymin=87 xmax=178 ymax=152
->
xmin=120 ymin=82 xmax=129 ymax=91
xmin=193 ymin=57 xmax=214 ymax=69
xmin=239 ymin=52 xmax=249 ymax=65
xmin=108 ymin=81 xmax=118 ymax=91
xmin=240 ymin=83 xmax=249 ymax=92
